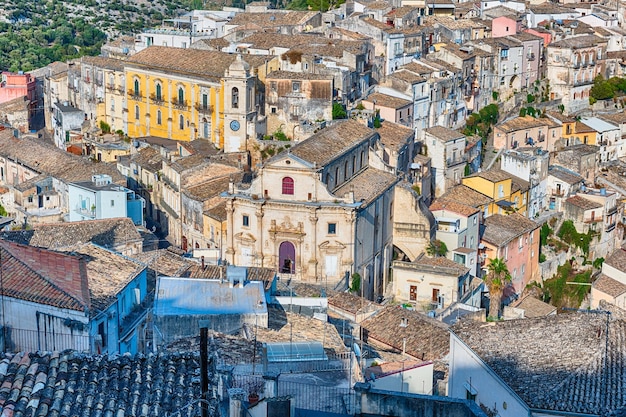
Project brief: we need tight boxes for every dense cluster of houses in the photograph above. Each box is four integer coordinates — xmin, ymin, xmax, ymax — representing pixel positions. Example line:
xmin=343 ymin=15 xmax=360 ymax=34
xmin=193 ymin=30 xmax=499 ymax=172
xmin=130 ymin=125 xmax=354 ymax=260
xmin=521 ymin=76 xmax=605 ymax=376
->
xmin=3 ymin=0 xmax=626 ymax=416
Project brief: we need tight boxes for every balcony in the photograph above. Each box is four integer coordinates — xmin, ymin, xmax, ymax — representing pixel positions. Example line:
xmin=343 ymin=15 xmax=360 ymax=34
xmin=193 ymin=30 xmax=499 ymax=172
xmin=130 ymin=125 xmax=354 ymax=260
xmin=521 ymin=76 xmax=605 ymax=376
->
xmin=446 ymin=154 xmax=468 ymax=167
xmin=106 ymin=84 xmax=116 ymax=92
xmin=527 ymin=53 xmax=535 ymax=61
xmin=172 ymin=99 xmax=188 ymax=111
xmin=552 ymin=190 xmax=564 ymax=197
xmin=195 ymin=104 xmax=214 ymax=114
xmin=150 ymin=94 xmax=165 ymax=106
xmin=128 ymin=90 xmax=142 ymax=101
xmin=75 ymin=207 xmax=96 ymax=219
xmin=606 ymin=222 xmax=617 ymax=232
xmin=584 ymin=217 xmax=602 ymax=224
xmin=607 ymin=205 xmax=618 ymax=216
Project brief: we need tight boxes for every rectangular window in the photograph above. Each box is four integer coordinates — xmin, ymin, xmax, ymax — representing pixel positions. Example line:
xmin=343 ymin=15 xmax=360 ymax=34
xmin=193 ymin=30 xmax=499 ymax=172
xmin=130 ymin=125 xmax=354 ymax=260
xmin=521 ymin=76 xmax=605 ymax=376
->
xmin=202 ymin=94 xmax=208 ymax=109
xmin=410 ymin=285 xmax=417 ymax=301
xmin=498 ymin=184 xmax=504 ymax=198
xmin=243 ymin=215 xmax=249 ymax=227
xmin=111 ymin=199 xmax=115 ymax=207
xmin=328 ymin=223 xmax=337 ymax=234
xmin=292 ymin=81 xmax=300 ymax=92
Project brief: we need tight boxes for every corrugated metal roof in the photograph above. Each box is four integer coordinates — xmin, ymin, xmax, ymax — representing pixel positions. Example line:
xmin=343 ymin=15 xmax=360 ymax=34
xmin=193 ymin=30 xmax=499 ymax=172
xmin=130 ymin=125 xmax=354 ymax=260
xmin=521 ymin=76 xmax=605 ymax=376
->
xmin=154 ymin=277 xmax=267 ymax=316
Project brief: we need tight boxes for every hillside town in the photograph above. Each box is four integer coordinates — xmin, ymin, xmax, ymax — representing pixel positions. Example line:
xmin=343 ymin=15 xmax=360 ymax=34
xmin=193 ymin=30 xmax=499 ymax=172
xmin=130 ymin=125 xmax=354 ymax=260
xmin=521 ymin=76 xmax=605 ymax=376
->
xmin=2 ymin=0 xmax=626 ymax=416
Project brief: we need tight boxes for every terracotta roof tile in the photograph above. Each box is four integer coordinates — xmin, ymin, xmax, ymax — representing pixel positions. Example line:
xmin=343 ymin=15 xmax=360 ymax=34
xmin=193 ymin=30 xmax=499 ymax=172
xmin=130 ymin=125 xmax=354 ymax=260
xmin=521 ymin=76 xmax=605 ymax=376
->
xmin=363 ymin=92 xmax=411 ymax=109
xmin=565 ymin=195 xmax=603 ymax=210
xmin=376 ymin=122 xmax=414 ymax=150
xmin=439 ymin=185 xmax=492 ymax=208
xmin=0 ymin=218 xmax=142 ymax=252
xmin=424 ymin=126 xmax=465 ymax=143
xmin=0 ymin=351 xmax=219 ymax=417
xmin=288 ymin=119 xmax=375 ymax=167
xmin=430 ymin=199 xmax=479 ymax=217
xmin=452 ymin=313 xmax=626 ymax=415
xmin=510 ymin=295 xmax=557 ymax=318
xmin=593 ymin=273 xmax=626 ymax=297
xmin=482 ymin=213 xmax=539 ymax=247
xmin=362 ymin=305 xmax=450 ymax=361
xmin=333 ymin=167 xmax=398 ymax=205
xmin=328 ymin=292 xmax=379 ymax=315
xmin=0 ymin=240 xmax=89 ymax=311
xmin=605 ymin=249 xmax=626 ymax=273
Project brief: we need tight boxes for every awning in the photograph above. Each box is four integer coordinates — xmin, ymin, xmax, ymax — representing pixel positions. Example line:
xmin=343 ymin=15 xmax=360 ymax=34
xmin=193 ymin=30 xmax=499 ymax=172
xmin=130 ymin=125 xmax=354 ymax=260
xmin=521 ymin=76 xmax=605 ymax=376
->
xmin=496 ymin=200 xmax=515 ymax=208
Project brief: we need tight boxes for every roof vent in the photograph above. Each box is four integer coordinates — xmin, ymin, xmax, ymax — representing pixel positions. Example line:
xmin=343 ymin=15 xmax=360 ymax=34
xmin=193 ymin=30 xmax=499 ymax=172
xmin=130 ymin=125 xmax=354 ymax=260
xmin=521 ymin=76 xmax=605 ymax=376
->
xmin=400 ymin=317 xmax=409 ymax=327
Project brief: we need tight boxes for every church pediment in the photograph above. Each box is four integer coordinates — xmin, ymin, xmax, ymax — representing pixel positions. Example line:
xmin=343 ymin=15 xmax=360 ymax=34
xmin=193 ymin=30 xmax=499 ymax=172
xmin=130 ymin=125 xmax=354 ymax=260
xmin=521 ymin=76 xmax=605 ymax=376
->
xmin=319 ymin=240 xmax=347 ymax=250
xmin=234 ymin=232 xmax=257 ymax=243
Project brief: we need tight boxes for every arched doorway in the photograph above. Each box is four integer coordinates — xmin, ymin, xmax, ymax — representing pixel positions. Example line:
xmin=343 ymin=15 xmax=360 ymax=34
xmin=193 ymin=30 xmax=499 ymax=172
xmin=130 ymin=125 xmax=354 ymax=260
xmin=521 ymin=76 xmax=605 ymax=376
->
xmin=279 ymin=241 xmax=296 ymax=273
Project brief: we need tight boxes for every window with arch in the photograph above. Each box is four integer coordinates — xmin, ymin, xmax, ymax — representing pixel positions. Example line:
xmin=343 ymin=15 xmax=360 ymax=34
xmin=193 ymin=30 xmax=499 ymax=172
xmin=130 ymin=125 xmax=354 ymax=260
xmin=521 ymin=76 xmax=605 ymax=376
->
xmin=232 ymin=87 xmax=239 ymax=108
xmin=360 ymin=150 xmax=365 ymax=169
xmin=282 ymin=177 xmax=294 ymax=195
xmin=335 ymin=167 xmax=339 ymax=187
xmin=155 ymin=83 xmax=162 ymax=101
xmin=179 ymin=115 xmax=184 ymax=130
xmin=178 ymin=87 xmax=184 ymax=104
xmin=157 ymin=110 xmax=162 ymax=125
xmin=134 ymin=79 xmax=139 ymax=96
xmin=134 ymin=105 xmax=139 ymax=120
xmin=344 ymin=161 xmax=349 ymax=181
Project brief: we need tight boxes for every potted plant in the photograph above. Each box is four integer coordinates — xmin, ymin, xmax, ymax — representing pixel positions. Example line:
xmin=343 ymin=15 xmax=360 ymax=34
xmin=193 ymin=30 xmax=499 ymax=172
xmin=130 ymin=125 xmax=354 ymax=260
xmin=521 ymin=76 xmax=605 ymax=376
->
xmin=244 ymin=379 xmax=264 ymax=405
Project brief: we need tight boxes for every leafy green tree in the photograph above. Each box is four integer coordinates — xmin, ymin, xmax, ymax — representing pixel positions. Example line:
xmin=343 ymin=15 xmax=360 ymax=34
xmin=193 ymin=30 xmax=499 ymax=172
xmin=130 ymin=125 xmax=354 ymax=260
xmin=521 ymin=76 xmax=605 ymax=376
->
xmin=332 ymin=102 xmax=347 ymax=119
xmin=307 ymin=0 xmax=345 ymax=11
xmin=426 ymin=240 xmax=448 ymax=257
xmin=485 ymin=258 xmax=511 ymax=319
xmin=0 ymin=204 xmax=7 ymax=217
xmin=590 ymin=75 xmax=615 ymax=101
xmin=350 ymin=272 xmax=361 ymax=294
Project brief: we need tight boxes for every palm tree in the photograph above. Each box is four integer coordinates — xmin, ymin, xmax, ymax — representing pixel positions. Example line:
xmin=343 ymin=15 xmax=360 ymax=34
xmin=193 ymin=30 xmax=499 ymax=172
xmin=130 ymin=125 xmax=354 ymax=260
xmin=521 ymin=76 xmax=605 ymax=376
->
xmin=426 ymin=240 xmax=448 ymax=257
xmin=485 ymin=258 xmax=512 ymax=319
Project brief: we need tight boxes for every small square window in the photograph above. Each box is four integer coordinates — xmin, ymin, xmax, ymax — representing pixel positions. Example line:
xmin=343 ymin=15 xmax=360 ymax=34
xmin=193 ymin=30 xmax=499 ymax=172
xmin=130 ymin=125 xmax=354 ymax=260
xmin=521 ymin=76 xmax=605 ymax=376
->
xmin=271 ymin=107 xmax=277 ymax=114
xmin=243 ymin=215 xmax=249 ymax=227
xmin=328 ymin=223 xmax=337 ymax=234
xmin=292 ymin=81 xmax=301 ymax=92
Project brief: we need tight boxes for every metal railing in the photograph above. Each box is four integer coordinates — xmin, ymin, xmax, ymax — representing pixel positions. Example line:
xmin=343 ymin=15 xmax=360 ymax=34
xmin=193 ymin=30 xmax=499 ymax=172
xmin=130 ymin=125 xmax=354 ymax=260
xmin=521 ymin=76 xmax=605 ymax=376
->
xmin=0 ymin=327 xmax=91 ymax=353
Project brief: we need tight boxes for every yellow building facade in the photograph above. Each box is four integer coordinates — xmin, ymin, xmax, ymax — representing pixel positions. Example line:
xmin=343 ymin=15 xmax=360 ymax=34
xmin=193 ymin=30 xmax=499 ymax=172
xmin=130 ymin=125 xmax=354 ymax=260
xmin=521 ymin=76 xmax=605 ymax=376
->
xmin=462 ymin=170 xmax=528 ymax=216
xmin=123 ymin=46 xmax=277 ymax=151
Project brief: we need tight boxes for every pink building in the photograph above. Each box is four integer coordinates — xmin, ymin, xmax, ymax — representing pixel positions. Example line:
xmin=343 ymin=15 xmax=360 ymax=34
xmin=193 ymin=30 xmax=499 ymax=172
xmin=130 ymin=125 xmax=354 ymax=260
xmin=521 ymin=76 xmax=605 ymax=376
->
xmin=491 ymin=16 xmax=521 ymax=38
xmin=0 ymin=72 xmax=36 ymax=105
xmin=525 ymin=28 xmax=552 ymax=46
xmin=480 ymin=213 xmax=540 ymax=294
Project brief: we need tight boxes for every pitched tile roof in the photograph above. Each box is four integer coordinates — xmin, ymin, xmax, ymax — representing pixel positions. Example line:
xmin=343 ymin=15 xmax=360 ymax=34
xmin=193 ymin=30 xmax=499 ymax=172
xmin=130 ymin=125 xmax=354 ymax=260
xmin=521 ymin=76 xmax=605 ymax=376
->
xmin=132 ymin=249 xmax=195 ymax=277
xmin=510 ymin=295 xmax=557 ymax=318
xmin=376 ymin=122 xmax=414 ymax=150
xmin=430 ymin=199 xmax=479 ymax=217
xmin=0 ymin=351 xmax=218 ymax=417
xmin=468 ymin=168 xmax=513 ymax=183
xmin=605 ymin=248 xmax=626 ymax=273
xmin=412 ymin=253 xmax=470 ymax=276
xmin=0 ymin=218 xmax=143 ymax=251
xmin=67 ymin=243 xmax=145 ymax=313
xmin=482 ymin=213 xmax=539 ymax=247
xmin=439 ymin=185 xmax=492 ymax=208
xmin=550 ymin=34 xmax=606 ymax=49
xmin=0 ymin=240 xmax=89 ymax=311
xmin=593 ymin=273 xmax=626 ymax=297
xmin=452 ymin=313 xmax=626 ymax=415
xmin=227 ymin=10 xmax=319 ymax=27
xmin=131 ymin=146 xmax=163 ymax=172
xmin=127 ymin=46 xmax=265 ymax=82
xmin=548 ymin=165 xmax=584 ymax=185
xmin=565 ymin=195 xmax=603 ymax=210
xmin=495 ymin=116 xmax=552 ymax=133
xmin=333 ymin=167 xmax=398 ymax=205
xmin=363 ymin=92 xmax=411 ymax=109
xmin=424 ymin=126 xmax=465 ymax=143
xmin=328 ymin=292 xmax=379 ymax=315
xmin=287 ymin=119 xmax=375 ymax=167
xmin=361 ymin=305 xmax=450 ymax=361
xmin=266 ymin=70 xmax=333 ymax=81
xmin=0 ymin=130 xmax=124 ymax=185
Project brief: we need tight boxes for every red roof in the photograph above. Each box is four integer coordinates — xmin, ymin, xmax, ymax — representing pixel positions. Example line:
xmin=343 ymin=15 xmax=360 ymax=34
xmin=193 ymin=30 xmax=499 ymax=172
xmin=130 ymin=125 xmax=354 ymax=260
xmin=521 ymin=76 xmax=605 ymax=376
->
xmin=0 ymin=239 xmax=90 ymax=311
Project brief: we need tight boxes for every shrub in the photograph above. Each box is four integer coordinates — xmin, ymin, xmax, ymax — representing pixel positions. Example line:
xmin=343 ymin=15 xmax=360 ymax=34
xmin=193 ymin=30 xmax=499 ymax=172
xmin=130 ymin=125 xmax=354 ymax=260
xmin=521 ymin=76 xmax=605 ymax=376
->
xmin=99 ymin=121 xmax=111 ymax=134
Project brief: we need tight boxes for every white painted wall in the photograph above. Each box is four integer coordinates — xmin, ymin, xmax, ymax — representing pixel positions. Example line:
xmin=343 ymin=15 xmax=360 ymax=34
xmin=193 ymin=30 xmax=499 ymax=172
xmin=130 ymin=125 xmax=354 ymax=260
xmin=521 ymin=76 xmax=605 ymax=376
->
xmin=370 ymin=362 xmax=434 ymax=394
xmin=448 ymin=333 xmax=530 ymax=417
